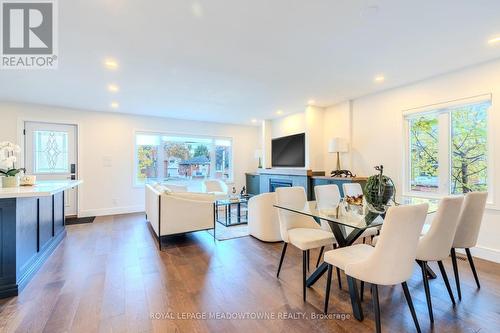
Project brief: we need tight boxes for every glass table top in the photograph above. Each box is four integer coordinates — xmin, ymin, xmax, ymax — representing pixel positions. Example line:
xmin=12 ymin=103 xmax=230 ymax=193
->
xmin=274 ymin=196 xmax=439 ymax=231
xmin=216 ymin=196 xmax=249 ymax=205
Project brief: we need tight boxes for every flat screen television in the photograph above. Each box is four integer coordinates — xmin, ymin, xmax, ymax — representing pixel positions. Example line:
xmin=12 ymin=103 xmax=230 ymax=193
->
xmin=272 ymin=133 xmax=305 ymax=167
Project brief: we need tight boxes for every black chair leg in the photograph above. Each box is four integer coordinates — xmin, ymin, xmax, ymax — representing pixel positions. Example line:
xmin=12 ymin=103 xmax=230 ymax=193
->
xmin=277 ymin=243 xmax=287 ymax=278
xmin=465 ymin=248 xmax=480 ymax=289
xmin=316 ymin=246 xmax=325 ymax=268
xmin=371 ymin=284 xmax=381 ymax=333
xmin=324 ymin=264 xmax=333 ymax=314
xmin=336 ymin=267 xmax=342 ymax=290
xmin=302 ymin=250 xmax=307 ymax=302
xmin=419 ymin=260 xmax=434 ymax=323
xmin=437 ymin=260 xmax=455 ymax=306
xmin=347 ymin=275 xmax=364 ymax=321
xmin=402 ymin=282 xmax=421 ymax=333
xmin=306 ymin=249 xmax=310 ymax=272
xmin=360 ymin=280 xmax=364 ymax=302
xmin=450 ymin=248 xmax=461 ymax=300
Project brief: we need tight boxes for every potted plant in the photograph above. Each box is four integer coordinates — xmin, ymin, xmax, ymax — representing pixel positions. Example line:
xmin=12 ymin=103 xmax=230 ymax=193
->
xmin=0 ymin=141 xmax=25 ymax=188
xmin=364 ymin=165 xmax=395 ymax=213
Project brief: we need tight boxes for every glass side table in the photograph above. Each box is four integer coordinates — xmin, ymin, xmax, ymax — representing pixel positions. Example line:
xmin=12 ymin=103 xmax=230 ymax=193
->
xmin=215 ymin=197 xmax=249 ymax=226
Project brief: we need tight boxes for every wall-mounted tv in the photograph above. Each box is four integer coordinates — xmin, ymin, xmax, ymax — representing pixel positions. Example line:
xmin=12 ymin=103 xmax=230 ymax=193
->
xmin=272 ymin=133 xmax=305 ymax=167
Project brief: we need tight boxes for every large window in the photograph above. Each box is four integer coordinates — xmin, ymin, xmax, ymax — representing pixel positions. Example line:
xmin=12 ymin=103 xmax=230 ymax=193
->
xmin=135 ymin=133 xmax=233 ymax=189
xmin=405 ymin=100 xmax=489 ymax=195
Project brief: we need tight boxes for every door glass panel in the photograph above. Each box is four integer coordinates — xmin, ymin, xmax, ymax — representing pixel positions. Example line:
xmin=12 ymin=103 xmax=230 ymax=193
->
xmin=34 ymin=130 xmax=69 ymax=173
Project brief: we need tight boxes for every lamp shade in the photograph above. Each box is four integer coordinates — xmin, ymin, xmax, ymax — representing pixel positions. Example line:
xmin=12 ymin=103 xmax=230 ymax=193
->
xmin=254 ymin=149 xmax=262 ymax=159
xmin=328 ymin=138 xmax=349 ymax=153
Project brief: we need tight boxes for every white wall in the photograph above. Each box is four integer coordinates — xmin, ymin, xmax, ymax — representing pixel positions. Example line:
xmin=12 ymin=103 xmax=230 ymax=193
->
xmin=323 ymin=101 xmax=352 ymax=173
xmin=347 ymin=59 xmax=500 ymax=262
xmin=0 ymin=102 xmax=260 ymax=217
xmin=305 ymin=106 xmax=325 ymax=171
xmin=270 ymin=112 xmax=306 ymax=139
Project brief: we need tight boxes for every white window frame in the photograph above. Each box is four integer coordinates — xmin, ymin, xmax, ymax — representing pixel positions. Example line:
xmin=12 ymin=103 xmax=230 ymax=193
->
xmin=402 ymin=95 xmax=492 ymax=201
xmin=133 ymin=130 xmax=234 ymax=187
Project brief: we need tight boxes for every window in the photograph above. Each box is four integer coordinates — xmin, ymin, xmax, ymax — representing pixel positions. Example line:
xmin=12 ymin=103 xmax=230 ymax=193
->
xmin=409 ymin=114 xmax=439 ymax=192
xmin=405 ymin=100 xmax=490 ymax=195
xmin=135 ymin=132 xmax=233 ymax=189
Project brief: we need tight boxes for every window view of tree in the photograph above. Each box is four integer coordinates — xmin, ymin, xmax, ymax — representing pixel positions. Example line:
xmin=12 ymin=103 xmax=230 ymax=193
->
xmin=164 ymin=142 xmax=190 ymax=160
xmin=451 ymin=103 xmax=488 ymax=194
xmin=409 ymin=114 xmax=439 ymax=192
xmin=193 ymin=144 xmax=210 ymax=159
xmin=135 ymin=134 xmax=232 ymax=188
xmin=137 ymin=145 xmax=158 ymax=181
xmin=215 ymin=140 xmax=231 ymax=179
xmin=407 ymin=101 xmax=489 ymax=195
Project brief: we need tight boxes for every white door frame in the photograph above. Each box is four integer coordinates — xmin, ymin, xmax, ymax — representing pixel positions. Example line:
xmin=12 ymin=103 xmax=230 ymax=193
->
xmin=17 ymin=117 xmax=83 ymax=217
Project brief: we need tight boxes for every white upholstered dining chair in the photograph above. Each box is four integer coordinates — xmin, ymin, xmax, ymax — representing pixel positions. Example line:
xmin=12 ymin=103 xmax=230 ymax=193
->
xmin=342 ymin=182 xmax=363 ymax=198
xmin=275 ymin=186 xmax=335 ymax=301
xmin=450 ymin=192 xmax=488 ymax=300
xmin=315 ymin=184 xmax=342 ymax=211
xmin=415 ymin=196 xmax=464 ymax=323
xmin=323 ymin=203 xmax=428 ymax=333
xmin=313 ymin=185 xmax=343 ymax=286
xmin=341 ymin=182 xmax=378 ymax=244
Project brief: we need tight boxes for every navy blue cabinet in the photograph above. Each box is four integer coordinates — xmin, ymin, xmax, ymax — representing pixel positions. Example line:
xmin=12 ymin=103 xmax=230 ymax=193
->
xmin=0 ymin=199 xmax=17 ymax=296
xmin=245 ymin=173 xmax=260 ymax=195
xmin=0 ymin=192 xmax=66 ymax=298
xmin=245 ymin=172 xmax=365 ymax=201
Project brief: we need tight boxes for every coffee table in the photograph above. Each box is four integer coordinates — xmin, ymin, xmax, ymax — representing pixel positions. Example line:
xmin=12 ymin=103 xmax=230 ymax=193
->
xmin=215 ymin=197 xmax=249 ymax=226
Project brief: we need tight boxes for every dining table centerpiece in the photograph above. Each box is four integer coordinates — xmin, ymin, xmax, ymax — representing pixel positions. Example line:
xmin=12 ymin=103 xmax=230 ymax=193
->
xmin=0 ymin=141 xmax=25 ymax=188
xmin=364 ymin=165 xmax=395 ymax=213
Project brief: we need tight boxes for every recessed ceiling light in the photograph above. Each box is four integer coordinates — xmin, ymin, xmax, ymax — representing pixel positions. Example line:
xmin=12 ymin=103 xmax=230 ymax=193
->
xmin=276 ymin=110 xmax=283 ymax=115
xmin=110 ymin=102 xmax=119 ymax=109
xmin=374 ymin=75 xmax=385 ymax=83
xmin=251 ymin=119 xmax=257 ymax=123
xmin=307 ymin=99 xmax=316 ymax=105
xmin=104 ymin=58 xmax=119 ymax=70
xmin=191 ymin=2 xmax=204 ymax=18
xmin=488 ymin=37 xmax=500 ymax=45
xmin=108 ymin=84 xmax=119 ymax=92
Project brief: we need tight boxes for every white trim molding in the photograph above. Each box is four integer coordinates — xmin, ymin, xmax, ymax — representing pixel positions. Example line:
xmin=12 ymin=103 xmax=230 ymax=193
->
xmin=78 ymin=205 xmax=145 ymax=218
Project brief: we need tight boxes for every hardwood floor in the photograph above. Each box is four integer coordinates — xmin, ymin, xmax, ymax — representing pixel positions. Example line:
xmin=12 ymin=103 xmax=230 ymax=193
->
xmin=1 ymin=213 xmax=499 ymax=333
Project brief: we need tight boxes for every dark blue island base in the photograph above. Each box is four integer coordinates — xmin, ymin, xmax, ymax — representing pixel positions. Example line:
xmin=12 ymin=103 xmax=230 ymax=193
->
xmin=0 ymin=191 xmax=66 ymax=299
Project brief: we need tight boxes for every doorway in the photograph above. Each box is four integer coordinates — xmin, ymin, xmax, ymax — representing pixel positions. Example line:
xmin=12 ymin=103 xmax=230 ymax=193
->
xmin=24 ymin=121 xmax=78 ymax=216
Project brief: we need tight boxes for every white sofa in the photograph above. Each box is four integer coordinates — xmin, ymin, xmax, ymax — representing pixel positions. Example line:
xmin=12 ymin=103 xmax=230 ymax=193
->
xmin=145 ymin=184 xmax=215 ymax=249
xmin=248 ymin=192 xmax=282 ymax=242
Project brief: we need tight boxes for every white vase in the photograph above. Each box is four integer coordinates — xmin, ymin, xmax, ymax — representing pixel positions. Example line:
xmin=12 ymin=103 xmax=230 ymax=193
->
xmin=2 ymin=176 xmax=19 ymax=188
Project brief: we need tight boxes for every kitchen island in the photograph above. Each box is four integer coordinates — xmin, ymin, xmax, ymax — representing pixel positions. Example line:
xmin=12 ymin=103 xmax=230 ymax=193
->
xmin=0 ymin=180 xmax=82 ymax=298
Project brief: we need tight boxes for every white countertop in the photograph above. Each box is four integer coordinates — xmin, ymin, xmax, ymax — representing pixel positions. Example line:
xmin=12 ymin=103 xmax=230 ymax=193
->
xmin=0 ymin=180 xmax=83 ymax=199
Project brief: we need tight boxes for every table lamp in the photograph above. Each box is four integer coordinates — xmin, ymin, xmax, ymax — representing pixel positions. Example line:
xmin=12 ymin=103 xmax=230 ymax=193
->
xmin=328 ymin=138 xmax=349 ymax=171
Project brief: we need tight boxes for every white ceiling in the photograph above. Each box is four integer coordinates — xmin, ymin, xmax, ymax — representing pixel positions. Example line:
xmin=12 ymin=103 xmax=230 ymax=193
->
xmin=1 ymin=0 xmax=500 ymax=125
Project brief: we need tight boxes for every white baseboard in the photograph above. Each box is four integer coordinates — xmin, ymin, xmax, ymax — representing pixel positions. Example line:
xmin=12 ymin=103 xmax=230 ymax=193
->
xmin=456 ymin=246 xmax=500 ymax=264
xmin=78 ymin=205 xmax=144 ymax=218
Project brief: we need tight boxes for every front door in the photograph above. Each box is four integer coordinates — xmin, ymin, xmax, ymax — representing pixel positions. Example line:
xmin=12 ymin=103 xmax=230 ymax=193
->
xmin=24 ymin=122 xmax=78 ymax=216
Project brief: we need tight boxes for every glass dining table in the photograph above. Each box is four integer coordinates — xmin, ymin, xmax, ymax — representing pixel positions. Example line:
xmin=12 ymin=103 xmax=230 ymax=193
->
xmin=274 ymin=196 xmax=438 ymax=321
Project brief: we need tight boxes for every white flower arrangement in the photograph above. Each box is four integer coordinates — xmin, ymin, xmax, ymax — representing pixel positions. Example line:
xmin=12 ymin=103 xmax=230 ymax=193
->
xmin=0 ymin=141 xmax=25 ymax=177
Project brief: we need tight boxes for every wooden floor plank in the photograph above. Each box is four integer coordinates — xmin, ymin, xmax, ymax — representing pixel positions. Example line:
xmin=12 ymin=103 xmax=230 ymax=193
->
xmin=1 ymin=212 xmax=499 ymax=333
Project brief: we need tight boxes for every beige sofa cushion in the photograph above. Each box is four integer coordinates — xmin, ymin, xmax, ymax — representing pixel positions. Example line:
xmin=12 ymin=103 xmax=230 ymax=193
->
xmin=167 ymin=191 xmax=215 ymax=202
